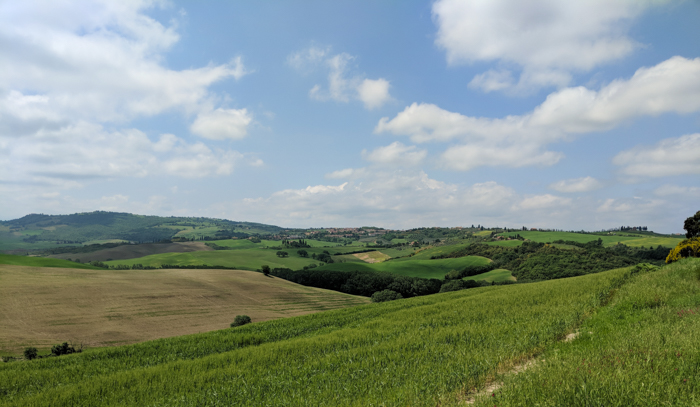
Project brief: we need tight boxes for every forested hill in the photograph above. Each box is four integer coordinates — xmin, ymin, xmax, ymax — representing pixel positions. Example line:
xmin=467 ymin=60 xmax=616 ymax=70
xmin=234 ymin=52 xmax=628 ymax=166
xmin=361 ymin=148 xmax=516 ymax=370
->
xmin=0 ymin=211 xmax=282 ymax=249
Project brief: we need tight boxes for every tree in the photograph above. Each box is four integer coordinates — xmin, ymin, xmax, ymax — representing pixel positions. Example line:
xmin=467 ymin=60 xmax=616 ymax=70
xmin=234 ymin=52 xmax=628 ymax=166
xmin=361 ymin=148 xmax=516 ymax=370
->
xmin=23 ymin=347 xmax=38 ymax=360
xmin=51 ymin=342 xmax=76 ymax=356
xmin=261 ymin=265 xmax=271 ymax=276
xmin=230 ymin=315 xmax=252 ymax=327
xmin=684 ymin=210 xmax=700 ymax=239
xmin=371 ymin=289 xmax=403 ymax=303
xmin=297 ymin=249 xmax=308 ymax=257
xmin=276 ymin=250 xmax=288 ymax=258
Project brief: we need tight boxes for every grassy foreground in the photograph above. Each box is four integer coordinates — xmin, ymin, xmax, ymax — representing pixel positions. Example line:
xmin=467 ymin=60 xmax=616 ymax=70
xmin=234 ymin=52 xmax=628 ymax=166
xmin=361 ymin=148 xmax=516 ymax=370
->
xmin=1 ymin=265 xmax=633 ymax=406
xmin=473 ymin=257 xmax=700 ymax=406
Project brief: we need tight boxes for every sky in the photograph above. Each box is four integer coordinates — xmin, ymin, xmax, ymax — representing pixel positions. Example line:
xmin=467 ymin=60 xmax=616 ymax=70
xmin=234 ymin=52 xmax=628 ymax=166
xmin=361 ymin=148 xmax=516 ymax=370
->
xmin=1 ymin=0 xmax=699 ymax=233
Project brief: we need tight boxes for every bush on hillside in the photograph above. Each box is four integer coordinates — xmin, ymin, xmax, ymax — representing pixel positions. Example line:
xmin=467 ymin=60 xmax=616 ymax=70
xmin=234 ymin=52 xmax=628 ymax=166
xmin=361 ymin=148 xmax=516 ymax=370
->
xmin=666 ymin=237 xmax=700 ymax=264
xmin=23 ymin=347 xmax=38 ymax=360
xmin=51 ymin=342 xmax=78 ymax=356
xmin=439 ymin=279 xmax=480 ymax=293
xmin=370 ymin=290 xmax=403 ymax=303
xmin=230 ymin=315 xmax=252 ymax=327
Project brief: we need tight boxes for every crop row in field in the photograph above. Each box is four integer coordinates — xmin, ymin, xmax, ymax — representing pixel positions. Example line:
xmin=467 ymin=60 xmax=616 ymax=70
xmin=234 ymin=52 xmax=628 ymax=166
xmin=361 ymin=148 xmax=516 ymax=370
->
xmin=0 ymin=264 xmax=633 ymax=406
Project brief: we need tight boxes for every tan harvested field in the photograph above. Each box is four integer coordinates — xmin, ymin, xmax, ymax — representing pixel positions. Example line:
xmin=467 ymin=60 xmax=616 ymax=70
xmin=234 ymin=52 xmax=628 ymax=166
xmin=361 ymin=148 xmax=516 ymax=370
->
xmin=0 ymin=265 xmax=369 ymax=354
xmin=353 ymin=251 xmax=391 ymax=263
xmin=48 ymin=241 xmax=213 ymax=262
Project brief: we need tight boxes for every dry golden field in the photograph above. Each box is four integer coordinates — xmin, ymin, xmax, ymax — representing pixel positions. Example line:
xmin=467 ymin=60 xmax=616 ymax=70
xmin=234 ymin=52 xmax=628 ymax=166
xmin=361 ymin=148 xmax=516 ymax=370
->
xmin=0 ymin=265 xmax=369 ymax=354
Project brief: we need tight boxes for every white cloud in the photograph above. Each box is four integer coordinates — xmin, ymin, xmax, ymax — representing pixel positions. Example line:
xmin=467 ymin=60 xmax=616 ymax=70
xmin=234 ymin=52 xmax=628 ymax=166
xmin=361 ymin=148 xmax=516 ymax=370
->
xmin=613 ymin=133 xmax=700 ymax=177
xmin=357 ymin=78 xmax=392 ymax=110
xmin=362 ymin=142 xmax=426 ymax=166
xmin=375 ymin=57 xmax=700 ymax=171
xmin=468 ymin=70 xmax=514 ymax=93
xmin=654 ymin=185 xmax=700 ymax=196
xmin=516 ymin=194 xmax=572 ymax=211
xmin=0 ymin=0 xmax=255 ymax=190
xmin=440 ymin=144 xmax=562 ymax=170
xmin=0 ymin=122 xmax=246 ymax=186
xmin=0 ymin=2 xmax=249 ymax=124
xmin=190 ymin=108 xmax=252 ymax=140
xmin=549 ymin=176 xmax=603 ymax=193
xmin=433 ymin=0 xmax=665 ymax=92
xmin=290 ymin=47 xmax=392 ymax=109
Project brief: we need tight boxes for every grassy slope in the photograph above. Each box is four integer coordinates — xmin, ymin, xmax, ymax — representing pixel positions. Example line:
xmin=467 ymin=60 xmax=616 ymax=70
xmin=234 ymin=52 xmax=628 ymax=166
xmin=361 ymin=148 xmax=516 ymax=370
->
xmin=0 ymin=266 xmax=632 ymax=406
xmin=500 ymin=230 xmax=682 ymax=248
xmin=315 ymin=256 xmax=492 ymax=279
xmin=464 ymin=268 xmax=516 ymax=283
xmin=473 ymin=258 xmax=700 ymax=406
xmin=0 ymin=254 xmax=101 ymax=270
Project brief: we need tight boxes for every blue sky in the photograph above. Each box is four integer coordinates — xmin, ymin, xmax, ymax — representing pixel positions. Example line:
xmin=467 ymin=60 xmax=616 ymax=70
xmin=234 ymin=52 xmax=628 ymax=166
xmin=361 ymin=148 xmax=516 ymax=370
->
xmin=2 ymin=0 xmax=699 ymax=233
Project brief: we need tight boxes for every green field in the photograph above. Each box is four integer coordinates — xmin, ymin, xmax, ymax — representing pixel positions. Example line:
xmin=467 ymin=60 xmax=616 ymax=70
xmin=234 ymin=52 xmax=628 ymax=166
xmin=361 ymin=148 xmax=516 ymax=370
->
xmin=499 ymin=230 xmax=682 ymax=248
xmin=485 ymin=239 xmax=524 ymax=247
xmin=0 ymin=254 xmax=102 ymax=270
xmin=464 ymin=268 xmax=516 ymax=283
xmin=315 ymin=255 xmax=492 ymax=279
xmin=105 ymin=249 xmax=320 ymax=271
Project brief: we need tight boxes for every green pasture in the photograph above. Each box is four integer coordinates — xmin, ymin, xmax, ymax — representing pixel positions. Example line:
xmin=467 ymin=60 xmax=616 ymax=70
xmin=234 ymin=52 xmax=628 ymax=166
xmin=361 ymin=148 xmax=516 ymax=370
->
xmin=0 ymin=254 xmax=102 ymax=270
xmin=0 ymin=264 xmax=634 ymax=406
xmin=315 ymin=255 xmax=492 ymax=279
xmin=485 ymin=240 xmax=524 ymax=247
xmin=378 ymin=247 xmax=416 ymax=258
xmin=464 ymin=268 xmax=516 ymax=283
xmin=104 ymin=249 xmax=318 ymax=271
xmin=499 ymin=230 xmax=682 ymax=248
xmin=399 ymin=242 xmax=473 ymax=260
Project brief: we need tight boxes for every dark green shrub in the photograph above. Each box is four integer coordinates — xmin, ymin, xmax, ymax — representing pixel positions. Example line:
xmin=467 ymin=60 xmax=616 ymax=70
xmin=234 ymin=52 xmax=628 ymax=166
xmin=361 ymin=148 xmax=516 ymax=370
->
xmin=370 ymin=290 xmax=403 ymax=303
xmin=51 ymin=342 xmax=76 ymax=356
xmin=23 ymin=347 xmax=38 ymax=360
xmin=261 ymin=265 xmax=271 ymax=276
xmin=230 ymin=315 xmax=252 ymax=327
xmin=439 ymin=279 xmax=479 ymax=293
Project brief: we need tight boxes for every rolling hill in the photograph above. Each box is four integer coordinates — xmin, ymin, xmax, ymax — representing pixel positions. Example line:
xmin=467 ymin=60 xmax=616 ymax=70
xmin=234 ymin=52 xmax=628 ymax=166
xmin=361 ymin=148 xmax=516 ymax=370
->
xmin=2 ymin=259 xmax=697 ymax=405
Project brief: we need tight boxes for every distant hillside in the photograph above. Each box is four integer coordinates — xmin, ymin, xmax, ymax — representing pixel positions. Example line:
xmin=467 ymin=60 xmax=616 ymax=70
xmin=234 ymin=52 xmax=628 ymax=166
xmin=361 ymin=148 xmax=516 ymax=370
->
xmin=0 ymin=211 xmax=283 ymax=252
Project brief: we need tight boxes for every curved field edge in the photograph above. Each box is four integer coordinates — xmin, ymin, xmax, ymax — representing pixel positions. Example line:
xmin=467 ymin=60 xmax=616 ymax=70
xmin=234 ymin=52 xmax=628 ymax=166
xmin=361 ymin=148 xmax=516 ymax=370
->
xmin=472 ymin=258 xmax=700 ymax=406
xmin=0 ymin=266 xmax=633 ymax=406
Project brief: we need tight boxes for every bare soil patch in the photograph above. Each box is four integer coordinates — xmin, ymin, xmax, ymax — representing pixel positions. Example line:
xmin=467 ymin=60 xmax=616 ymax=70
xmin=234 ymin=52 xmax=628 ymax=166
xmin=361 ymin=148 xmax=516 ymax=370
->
xmin=0 ymin=265 xmax=369 ymax=353
xmin=48 ymin=241 xmax=213 ymax=262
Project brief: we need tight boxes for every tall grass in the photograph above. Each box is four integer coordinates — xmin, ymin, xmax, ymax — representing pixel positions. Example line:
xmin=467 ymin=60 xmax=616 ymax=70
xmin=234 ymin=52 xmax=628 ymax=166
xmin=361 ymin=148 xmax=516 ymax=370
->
xmin=473 ymin=258 xmax=700 ymax=406
xmin=0 ymin=266 xmax=631 ymax=406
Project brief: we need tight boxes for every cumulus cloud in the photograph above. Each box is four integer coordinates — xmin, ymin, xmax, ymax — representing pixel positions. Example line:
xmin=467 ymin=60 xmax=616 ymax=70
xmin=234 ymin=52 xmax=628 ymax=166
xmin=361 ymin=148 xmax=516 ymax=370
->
xmin=0 ymin=122 xmax=247 ymax=187
xmin=0 ymin=2 xmax=249 ymax=124
xmin=0 ymin=0 xmax=255 ymax=191
xmin=613 ymin=133 xmax=700 ymax=177
xmin=549 ymin=176 xmax=603 ymax=193
xmin=357 ymin=78 xmax=392 ymax=110
xmin=433 ymin=0 xmax=665 ymax=92
xmin=190 ymin=108 xmax=252 ymax=140
xmin=362 ymin=142 xmax=426 ymax=166
xmin=375 ymin=57 xmax=700 ymax=171
xmin=289 ymin=46 xmax=392 ymax=109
